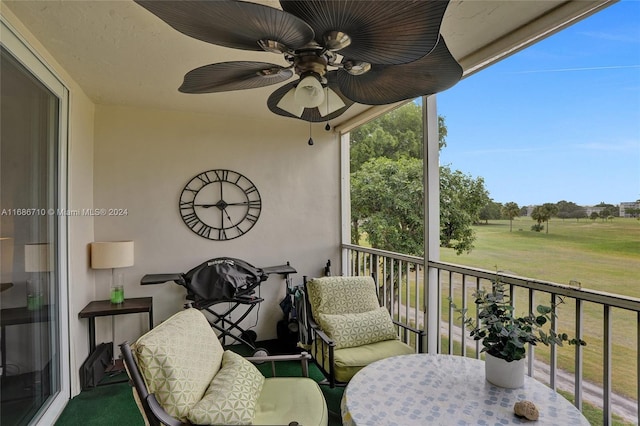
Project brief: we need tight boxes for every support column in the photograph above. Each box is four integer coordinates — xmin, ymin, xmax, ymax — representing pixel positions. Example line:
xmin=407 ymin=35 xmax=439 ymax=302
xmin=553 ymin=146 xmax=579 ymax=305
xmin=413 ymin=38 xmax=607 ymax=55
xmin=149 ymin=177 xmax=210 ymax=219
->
xmin=340 ymin=132 xmax=352 ymax=275
xmin=423 ymin=95 xmax=440 ymax=354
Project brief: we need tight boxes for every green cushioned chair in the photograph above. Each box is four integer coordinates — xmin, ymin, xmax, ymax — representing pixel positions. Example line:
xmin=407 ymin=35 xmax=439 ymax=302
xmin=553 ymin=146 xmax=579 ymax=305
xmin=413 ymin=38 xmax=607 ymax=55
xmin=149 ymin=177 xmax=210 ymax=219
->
xmin=120 ymin=308 xmax=327 ymax=426
xmin=304 ymin=276 xmax=425 ymax=387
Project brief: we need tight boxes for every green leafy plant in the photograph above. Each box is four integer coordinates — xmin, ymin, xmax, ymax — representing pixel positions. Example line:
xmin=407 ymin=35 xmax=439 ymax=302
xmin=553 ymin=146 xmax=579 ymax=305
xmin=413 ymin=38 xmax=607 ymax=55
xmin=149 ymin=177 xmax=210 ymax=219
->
xmin=450 ymin=276 xmax=586 ymax=362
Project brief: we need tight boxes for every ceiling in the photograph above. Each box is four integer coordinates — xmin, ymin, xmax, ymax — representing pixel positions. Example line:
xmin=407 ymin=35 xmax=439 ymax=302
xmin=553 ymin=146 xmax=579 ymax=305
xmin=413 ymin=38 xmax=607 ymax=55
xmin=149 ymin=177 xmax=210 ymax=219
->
xmin=2 ymin=0 xmax=615 ymax=126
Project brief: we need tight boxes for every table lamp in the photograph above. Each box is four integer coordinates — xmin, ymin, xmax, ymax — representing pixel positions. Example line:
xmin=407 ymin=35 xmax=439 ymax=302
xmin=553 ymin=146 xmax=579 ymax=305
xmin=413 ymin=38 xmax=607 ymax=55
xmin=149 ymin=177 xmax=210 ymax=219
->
xmin=25 ymin=243 xmax=51 ymax=310
xmin=90 ymin=241 xmax=134 ymax=305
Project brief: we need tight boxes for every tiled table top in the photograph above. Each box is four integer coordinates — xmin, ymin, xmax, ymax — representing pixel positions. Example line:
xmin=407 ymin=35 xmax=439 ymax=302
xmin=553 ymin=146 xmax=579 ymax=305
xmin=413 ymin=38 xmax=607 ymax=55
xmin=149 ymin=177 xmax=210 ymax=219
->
xmin=341 ymin=354 xmax=589 ymax=426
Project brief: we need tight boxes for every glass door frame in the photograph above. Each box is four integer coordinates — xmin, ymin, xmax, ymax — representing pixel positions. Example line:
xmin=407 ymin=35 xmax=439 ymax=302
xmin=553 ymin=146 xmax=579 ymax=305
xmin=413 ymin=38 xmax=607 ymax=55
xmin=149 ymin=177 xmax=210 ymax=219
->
xmin=1 ymin=16 xmax=70 ymax=425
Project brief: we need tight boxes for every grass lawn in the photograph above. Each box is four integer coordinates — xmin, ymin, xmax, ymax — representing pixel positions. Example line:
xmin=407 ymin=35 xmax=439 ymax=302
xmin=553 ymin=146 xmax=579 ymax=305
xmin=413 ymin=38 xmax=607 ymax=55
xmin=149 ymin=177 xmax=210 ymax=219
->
xmin=439 ymin=217 xmax=640 ymax=402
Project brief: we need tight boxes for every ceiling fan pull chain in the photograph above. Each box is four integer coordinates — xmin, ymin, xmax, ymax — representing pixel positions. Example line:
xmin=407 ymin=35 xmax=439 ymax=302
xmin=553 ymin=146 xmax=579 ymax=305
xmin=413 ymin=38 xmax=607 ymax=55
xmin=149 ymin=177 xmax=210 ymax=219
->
xmin=308 ymin=122 xmax=314 ymax=146
xmin=325 ymin=94 xmax=331 ymax=131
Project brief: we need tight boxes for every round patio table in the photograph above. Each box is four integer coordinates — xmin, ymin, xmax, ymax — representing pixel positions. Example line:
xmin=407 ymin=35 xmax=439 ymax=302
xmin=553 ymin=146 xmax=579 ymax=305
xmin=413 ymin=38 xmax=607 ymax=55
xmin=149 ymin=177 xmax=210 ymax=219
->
xmin=340 ymin=354 xmax=589 ymax=426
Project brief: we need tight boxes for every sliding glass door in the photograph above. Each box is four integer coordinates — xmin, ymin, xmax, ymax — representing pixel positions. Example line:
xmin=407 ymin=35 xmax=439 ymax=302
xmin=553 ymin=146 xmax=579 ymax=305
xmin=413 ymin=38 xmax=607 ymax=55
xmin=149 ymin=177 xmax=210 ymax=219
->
xmin=1 ymin=19 xmax=69 ymax=425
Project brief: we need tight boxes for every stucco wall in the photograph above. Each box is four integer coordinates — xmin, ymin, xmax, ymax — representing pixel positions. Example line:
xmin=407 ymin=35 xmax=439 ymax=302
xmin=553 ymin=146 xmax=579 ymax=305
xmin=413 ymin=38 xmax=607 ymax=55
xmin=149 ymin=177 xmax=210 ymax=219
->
xmin=93 ymin=105 xmax=342 ymax=347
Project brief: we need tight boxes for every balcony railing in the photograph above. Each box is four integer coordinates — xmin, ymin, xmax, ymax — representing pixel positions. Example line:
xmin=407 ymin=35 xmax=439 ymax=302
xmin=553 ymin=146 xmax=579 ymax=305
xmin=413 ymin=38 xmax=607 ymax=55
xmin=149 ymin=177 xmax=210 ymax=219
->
xmin=343 ymin=243 xmax=640 ymax=426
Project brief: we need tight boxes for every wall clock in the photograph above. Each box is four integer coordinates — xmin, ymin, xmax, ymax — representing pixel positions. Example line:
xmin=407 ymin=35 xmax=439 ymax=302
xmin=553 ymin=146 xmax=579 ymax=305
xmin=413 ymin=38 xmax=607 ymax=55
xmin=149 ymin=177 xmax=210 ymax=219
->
xmin=179 ymin=169 xmax=261 ymax=240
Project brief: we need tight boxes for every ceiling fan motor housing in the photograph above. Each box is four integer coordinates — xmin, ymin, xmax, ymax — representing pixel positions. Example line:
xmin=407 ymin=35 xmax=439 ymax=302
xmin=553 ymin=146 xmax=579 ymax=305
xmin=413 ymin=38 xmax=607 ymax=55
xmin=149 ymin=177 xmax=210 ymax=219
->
xmin=293 ymin=49 xmax=328 ymax=81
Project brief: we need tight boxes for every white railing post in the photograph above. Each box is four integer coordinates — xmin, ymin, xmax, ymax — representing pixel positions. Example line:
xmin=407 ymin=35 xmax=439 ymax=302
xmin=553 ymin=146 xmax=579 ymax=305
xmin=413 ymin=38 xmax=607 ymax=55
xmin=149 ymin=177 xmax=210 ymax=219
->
xmin=423 ymin=94 xmax=440 ymax=354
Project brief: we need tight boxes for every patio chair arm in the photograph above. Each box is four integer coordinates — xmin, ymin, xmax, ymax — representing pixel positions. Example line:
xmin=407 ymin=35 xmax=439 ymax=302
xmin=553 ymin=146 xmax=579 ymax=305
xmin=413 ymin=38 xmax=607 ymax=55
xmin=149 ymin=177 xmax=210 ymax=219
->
xmin=392 ymin=319 xmax=424 ymax=336
xmin=245 ymin=352 xmax=311 ymax=363
xmin=392 ymin=320 xmax=426 ymax=353
xmin=146 ymin=394 xmax=184 ymax=426
xmin=245 ymin=352 xmax=312 ymax=377
xmin=308 ymin=318 xmax=335 ymax=346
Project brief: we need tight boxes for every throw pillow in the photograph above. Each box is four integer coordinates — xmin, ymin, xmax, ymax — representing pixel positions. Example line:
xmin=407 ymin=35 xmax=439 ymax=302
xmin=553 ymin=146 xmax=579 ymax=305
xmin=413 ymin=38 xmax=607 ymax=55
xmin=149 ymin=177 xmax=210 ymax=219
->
xmin=307 ymin=276 xmax=380 ymax=315
xmin=316 ymin=307 xmax=398 ymax=349
xmin=188 ymin=350 xmax=265 ymax=425
xmin=133 ymin=309 xmax=223 ymax=422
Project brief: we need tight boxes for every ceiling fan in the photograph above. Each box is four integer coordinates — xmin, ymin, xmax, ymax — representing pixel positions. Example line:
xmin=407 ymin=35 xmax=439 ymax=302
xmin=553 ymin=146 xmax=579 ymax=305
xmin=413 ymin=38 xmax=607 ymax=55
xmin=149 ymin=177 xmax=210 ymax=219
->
xmin=135 ymin=0 xmax=463 ymax=124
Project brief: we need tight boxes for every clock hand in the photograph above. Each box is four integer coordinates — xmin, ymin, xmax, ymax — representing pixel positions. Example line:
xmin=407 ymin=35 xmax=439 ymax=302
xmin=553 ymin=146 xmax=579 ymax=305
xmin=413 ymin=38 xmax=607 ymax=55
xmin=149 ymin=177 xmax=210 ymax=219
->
xmin=222 ymin=207 xmax=233 ymax=224
xmin=195 ymin=200 xmax=229 ymax=210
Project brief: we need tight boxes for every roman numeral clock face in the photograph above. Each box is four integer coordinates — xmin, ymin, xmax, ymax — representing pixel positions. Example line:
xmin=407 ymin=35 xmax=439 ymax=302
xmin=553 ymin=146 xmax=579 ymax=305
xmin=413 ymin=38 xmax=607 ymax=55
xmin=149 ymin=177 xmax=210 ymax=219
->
xmin=179 ymin=169 xmax=261 ymax=240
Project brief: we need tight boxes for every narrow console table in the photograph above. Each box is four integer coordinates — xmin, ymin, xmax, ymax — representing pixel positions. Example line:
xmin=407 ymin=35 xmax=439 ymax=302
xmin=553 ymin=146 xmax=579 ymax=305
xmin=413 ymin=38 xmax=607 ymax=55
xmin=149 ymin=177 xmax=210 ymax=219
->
xmin=79 ymin=297 xmax=153 ymax=353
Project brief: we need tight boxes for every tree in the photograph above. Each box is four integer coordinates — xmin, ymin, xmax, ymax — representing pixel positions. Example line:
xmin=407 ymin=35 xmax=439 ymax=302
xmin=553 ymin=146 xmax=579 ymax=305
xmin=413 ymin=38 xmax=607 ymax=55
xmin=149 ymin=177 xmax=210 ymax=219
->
xmin=502 ymin=202 xmax=520 ymax=232
xmin=350 ymin=107 xmax=488 ymax=256
xmin=479 ymin=199 xmax=502 ymax=224
xmin=440 ymin=166 xmax=489 ymax=254
xmin=599 ymin=208 xmax=613 ymax=222
xmin=351 ymin=157 xmax=424 ymax=255
xmin=352 ymin=158 xmax=489 ymax=256
xmin=626 ymin=207 xmax=640 ymax=218
xmin=595 ymin=202 xmax=618 ymax=217
xmin=350 ymin=102 xmax=448 ymax=172
xmin=531 ymin=203 xmax=557 ymax=234
xmin=555 ymin=200 xmax=585 ymax=221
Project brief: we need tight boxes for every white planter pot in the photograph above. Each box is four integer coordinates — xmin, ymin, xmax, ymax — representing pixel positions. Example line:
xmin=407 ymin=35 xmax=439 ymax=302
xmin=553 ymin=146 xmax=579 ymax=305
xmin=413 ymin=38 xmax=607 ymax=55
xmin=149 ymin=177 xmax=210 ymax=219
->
xmin=485 ymin=353 xmax=525 ymax=388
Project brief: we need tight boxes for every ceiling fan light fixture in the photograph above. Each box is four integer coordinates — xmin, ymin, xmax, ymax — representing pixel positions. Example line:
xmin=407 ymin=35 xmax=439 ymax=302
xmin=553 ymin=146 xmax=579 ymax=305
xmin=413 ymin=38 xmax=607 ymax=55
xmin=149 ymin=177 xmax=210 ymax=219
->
xmin=276 ymin=87 xmax=304 ymax=117
xmin=319 ymin=87 xmax=346 ymax=117
xmin=323 ymin=31 xmax=351 ymax=51
xmin=295 ymin=73 xmax=325 ymax=108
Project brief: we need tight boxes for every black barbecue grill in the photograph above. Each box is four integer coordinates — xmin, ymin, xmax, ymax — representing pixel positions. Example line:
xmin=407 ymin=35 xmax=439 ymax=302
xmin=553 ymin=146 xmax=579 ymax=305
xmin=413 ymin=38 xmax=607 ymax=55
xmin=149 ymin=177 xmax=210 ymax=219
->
xmin=141 ymin=257 xmax=296 ymax=355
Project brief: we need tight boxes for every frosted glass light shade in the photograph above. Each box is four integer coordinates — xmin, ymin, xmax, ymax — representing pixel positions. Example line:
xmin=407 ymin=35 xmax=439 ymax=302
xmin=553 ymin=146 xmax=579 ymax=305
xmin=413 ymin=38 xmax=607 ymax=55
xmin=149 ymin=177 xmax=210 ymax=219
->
xmin=295 ymin=75 xmax=325 ymax=108
xmin=25 ymin=243 xmax=51 ymax=272
xmin=319 ymin=87 xmax=346 ymax=117
xmin=90 ymin=241 xmax=134 ymax=269
xmin=276 ymin=87 xmax=304 ymax=117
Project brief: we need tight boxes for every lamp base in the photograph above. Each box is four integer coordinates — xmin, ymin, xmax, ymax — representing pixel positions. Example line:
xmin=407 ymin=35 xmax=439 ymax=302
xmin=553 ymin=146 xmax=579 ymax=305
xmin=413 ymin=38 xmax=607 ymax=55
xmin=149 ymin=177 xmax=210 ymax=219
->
xmin=110 ymin=285 xmax=124 ymax=304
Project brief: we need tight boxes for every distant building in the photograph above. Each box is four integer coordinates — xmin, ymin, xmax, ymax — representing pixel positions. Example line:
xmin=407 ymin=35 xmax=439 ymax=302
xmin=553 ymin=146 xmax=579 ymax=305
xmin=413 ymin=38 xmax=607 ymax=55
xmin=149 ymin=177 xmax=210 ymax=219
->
xmin=584 ymin=206 xmax=606 ymax=217
xmin=620 ymin=201 xmax=640 ymax=218
xmin=523 ymin=203 xmax=636 ymax=218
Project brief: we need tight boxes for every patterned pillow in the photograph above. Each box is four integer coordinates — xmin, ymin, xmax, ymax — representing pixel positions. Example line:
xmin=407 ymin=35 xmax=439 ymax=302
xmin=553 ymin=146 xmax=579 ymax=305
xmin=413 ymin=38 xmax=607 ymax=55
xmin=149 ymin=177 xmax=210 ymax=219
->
xmin=307 ymin=276 xmax=380 ymax=315
xmin=133 ymin=309 xmax=224 ymax=422
xmin=188 ymin=350 xmax=265 ymax=425
xmin=316 ymin=307 xmax=398 ymax=349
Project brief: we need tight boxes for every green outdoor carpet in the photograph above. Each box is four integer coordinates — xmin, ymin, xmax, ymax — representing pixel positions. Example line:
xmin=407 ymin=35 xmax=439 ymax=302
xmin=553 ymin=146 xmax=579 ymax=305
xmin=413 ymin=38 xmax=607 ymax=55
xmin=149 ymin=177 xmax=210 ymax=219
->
xmin=56 ymin=343 xmax=344 ymax=426
xmin=55 ymin=381 xmax=143 ymax=425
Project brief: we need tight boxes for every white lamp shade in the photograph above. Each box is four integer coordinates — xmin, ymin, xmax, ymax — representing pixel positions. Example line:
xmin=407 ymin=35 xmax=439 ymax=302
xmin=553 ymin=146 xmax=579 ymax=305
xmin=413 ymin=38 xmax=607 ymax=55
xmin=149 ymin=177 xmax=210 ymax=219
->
xmin=25 ymin=243 xmax=51 ymax=272
xmin=90 ymin=241 xmax=134 ymax=269
xmin=295 ymin=75 xmax=325 ymax=108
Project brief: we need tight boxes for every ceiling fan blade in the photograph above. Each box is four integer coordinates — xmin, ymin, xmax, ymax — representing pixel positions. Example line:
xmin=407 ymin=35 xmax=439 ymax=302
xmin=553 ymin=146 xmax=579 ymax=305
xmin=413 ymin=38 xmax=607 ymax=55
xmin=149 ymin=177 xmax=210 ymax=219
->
xmin=338 ymin=37 xmax=462 ymax=105
xmin=280 ymin=0 xmax=449 ymax=65
xmin=337 ymin=37 xmax=462 ymax=105
xmin=135 ymin=0 xmax=314 ymax=52
xmin=179 ymin=62 xmax=293 ymax=93
xmin=268 ymin=71 xmax=354 ymax=122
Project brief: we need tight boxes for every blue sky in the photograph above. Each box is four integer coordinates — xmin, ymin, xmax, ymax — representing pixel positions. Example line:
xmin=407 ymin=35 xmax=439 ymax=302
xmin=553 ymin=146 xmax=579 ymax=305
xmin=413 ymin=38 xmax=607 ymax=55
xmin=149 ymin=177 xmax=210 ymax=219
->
xmin=438 ymin=0 xmax=640 ymax=207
